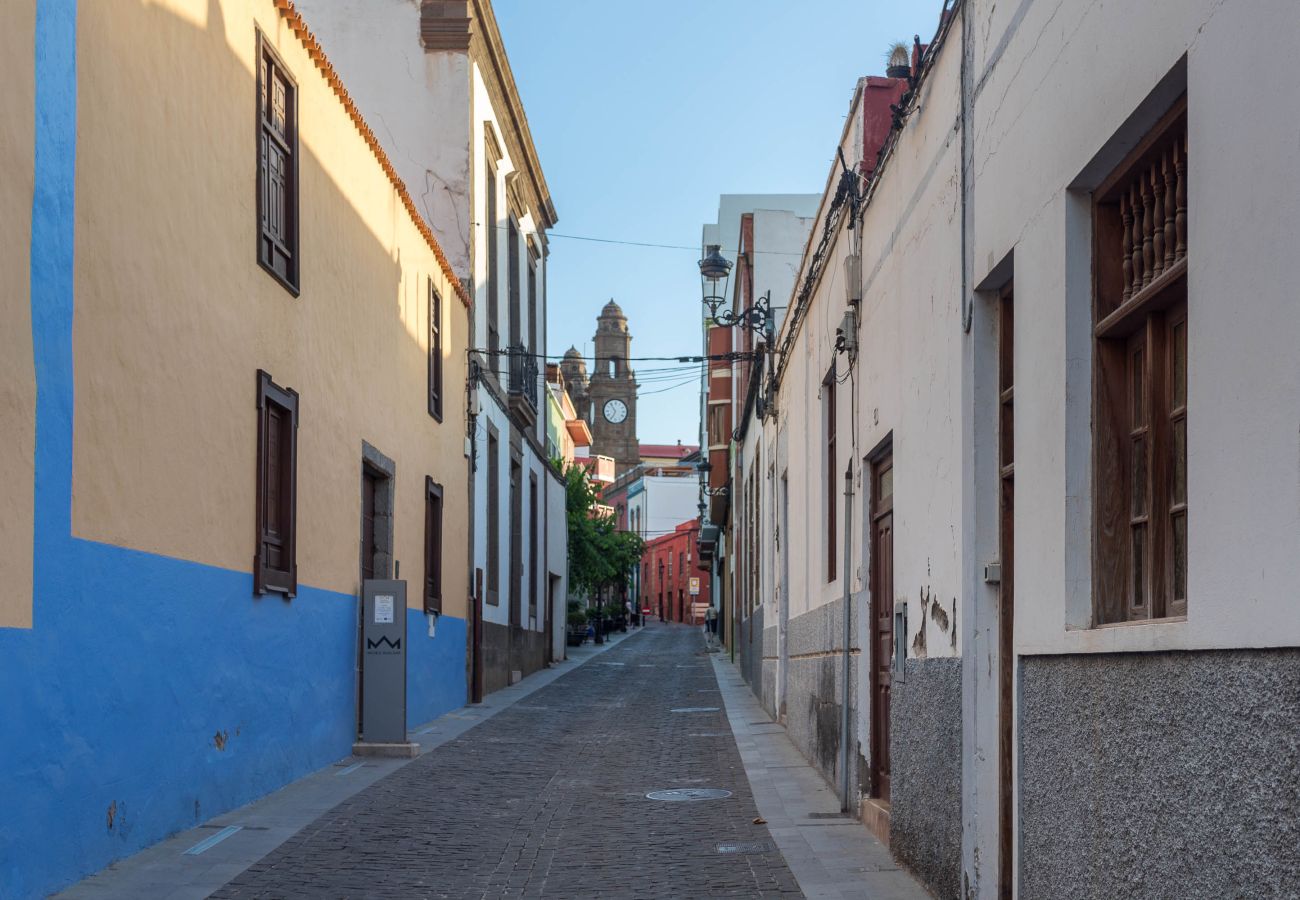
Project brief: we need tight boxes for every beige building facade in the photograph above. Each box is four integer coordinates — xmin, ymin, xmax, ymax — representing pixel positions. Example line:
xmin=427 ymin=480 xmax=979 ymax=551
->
xmin=1 ymin=1 xmax=471 ymax=895
xmin=294 ymin=0 xmax=565 ymax=696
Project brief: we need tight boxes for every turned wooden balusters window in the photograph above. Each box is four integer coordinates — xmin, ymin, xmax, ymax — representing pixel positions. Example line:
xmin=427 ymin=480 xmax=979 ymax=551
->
xmin=428 ymin=280 xmax=443 ymax=420
xmin=257 ymin=37 xmax=298 ymax=292
xmin=1092 ymin=96 xmax=1188 ymax=623
xmin=425 ymin=478 xmax=444 ymax=614
xmin=255 ymin=370 xmax=299 ymax=596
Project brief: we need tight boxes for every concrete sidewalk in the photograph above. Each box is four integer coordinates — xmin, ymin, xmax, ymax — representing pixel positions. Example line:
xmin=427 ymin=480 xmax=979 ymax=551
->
xmin=712 ymin=654 xmax=931 ymax=900
xmin=54 ymin=628 xmax=638 ymax=899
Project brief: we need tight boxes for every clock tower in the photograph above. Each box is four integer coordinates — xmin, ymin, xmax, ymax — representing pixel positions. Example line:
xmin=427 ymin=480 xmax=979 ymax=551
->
xmin=587 ymin=300 xmax=640 ymax=474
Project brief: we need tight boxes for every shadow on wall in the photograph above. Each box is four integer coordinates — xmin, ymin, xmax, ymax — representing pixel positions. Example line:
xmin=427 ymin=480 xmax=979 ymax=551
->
xmin=0 ymin=2 xmax=465 ymax=897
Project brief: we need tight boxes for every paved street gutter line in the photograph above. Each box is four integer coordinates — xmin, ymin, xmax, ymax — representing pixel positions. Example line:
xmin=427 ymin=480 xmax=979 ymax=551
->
xmin=52 ymin=627 xmax=644 ymax=900
xmin=711 ymin=653 xmax=932 ymax=900
xmin=182 ymin=826 xmax=242 ymax=856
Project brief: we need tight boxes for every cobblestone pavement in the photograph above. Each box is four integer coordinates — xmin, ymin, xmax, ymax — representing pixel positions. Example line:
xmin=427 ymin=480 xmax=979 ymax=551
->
xmin=212 ymin=623 xmax=802 ymax=898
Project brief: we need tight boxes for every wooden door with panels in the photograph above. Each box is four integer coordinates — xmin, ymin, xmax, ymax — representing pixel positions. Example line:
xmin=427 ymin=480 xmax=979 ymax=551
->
xmin=870 ymin=451 xmax=895 ymax=803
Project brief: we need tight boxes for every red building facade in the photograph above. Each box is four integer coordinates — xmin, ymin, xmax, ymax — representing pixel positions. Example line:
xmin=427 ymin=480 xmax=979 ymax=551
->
xmin=641 ymin=520 xmax=711 ymax=624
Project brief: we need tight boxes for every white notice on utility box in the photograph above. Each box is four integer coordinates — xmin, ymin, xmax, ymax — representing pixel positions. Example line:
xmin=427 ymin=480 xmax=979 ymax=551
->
xmin=375 ymin=595 xmax=395 ymax=624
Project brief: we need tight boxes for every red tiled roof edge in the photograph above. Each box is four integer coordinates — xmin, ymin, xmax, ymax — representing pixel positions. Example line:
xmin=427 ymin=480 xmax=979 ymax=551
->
xmin=273 ymin=0 xmax=470 ymax=308
xmin=640 ymin=444 xmax=699 ymax=456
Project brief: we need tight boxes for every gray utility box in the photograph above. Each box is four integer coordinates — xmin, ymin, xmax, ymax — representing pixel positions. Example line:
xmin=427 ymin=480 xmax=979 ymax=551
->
xmin=361 ymin=579 xmax=407 ymax=744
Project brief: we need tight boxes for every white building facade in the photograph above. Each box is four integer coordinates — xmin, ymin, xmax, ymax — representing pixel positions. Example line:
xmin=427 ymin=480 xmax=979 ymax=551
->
xmin=292 ymin=0 xmax=566 ymax=695
xmin=725 ymin=2 xmax=1300 ymax=898
xmin=697 ymin=195 xmax=819 ymax=650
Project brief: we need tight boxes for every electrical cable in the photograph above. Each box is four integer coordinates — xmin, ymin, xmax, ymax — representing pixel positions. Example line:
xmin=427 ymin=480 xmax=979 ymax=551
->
xmin=472 ymin=224 xmax=802 ymax=256
xmin=465 ymin=348 xmax=760 ymax=364
xmin=636 ymin=375 xmax=702 ymax=396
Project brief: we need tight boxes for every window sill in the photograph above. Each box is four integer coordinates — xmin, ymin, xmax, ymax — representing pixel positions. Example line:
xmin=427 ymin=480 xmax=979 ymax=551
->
xmin=259 ymin=258 xmax=301 ymax=297
xmin=1074 ymin=615 xmax=1188 ymax=631
xmin=1022 ymin=615 xmax=1193 ymax=656
xmin=1095 ymin=257 xmax=1186 ymax=338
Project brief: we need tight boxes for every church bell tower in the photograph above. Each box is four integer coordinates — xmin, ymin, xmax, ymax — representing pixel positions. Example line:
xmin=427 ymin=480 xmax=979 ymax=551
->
xmin=587 ymin=300 xmax=639 ymax=474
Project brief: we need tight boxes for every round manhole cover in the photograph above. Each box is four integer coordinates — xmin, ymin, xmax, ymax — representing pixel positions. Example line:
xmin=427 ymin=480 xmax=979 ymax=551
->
xmin=670 ymin=707 xmax=720 ymax=713
xmin=646 ymin=788 xmax=732 ymax=802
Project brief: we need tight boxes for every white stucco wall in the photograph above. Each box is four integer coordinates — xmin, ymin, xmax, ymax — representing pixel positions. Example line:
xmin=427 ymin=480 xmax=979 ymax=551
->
xmin=291 ymin=0 xmax=472 ymax=272
xmin=970 ymin=0 xmax=1300 ymax=654
xmin=631 ymin=475 xmax=700 ymax=543
xmin=547 ymin=468 xmax=568 ymax=659
xmin=752 ymin=209 xmax=815 ymax=338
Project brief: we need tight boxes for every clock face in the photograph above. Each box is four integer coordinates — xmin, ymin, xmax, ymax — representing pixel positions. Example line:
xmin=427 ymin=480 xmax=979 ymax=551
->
xmin=602 ymin=398 xmax=629 ymax=424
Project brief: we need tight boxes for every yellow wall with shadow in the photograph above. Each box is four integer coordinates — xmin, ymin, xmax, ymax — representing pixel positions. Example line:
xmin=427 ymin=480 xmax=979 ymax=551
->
xmin=70 ymin=0 xmax=469 ymax=617
xmin=0 ymin=0 xmax=36 ymax=629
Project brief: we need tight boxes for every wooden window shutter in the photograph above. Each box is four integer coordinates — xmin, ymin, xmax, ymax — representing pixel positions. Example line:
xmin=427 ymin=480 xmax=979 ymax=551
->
xmin=425 ymin=477 xmax=444 ymax=614
xmin=255 ymin=370 xmax=299 ymax=597
xmin=1092 ymin=95 xmax=1188 ymax=623
xmin=429 ymin=280 xmax=443 ymax=420
xmin=256 ymin=34 xmax=299 ymax=294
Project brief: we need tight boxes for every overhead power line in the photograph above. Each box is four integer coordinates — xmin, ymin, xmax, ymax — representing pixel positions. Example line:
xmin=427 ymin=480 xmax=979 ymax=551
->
xmin=472 ymin=223 xmax=803 ymax=256
xmin=466 ymin=348 xmax=759 ymax=364
xmin=547 ymin=231 xmax=802 ymax=257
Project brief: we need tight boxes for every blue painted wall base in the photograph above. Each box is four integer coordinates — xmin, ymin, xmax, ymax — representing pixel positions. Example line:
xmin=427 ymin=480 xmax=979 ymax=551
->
xmin=0 ymin=539 xmax=467 ymax=899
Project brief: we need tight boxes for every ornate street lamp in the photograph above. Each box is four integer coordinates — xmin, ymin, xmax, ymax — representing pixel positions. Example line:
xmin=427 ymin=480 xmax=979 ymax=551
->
xmin=695 ymin=458 xmax=729 ymax=499
xmin=698 ymin=244 xmax=733 ymax=319
xmin=698 ymin=244 xmax=775 ymax=338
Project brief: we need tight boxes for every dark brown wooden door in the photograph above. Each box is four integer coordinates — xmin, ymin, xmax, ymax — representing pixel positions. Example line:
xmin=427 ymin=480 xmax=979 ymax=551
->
xmin=361 ymin=469 xmax=379 ymax=581
xmin=472 ymin=569 xmax=484 ymax=704
xmin=509 ymin=459 xmax=522 ymax=627
xmin=871 ymin=453 xmax=894 ymax=802
xmin=998 ymin=284 xmax=1016 ymax=899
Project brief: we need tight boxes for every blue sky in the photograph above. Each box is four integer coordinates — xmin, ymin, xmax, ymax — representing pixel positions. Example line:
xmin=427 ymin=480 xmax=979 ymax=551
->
xmin=494 ymin=0 xmax=947 ymax=445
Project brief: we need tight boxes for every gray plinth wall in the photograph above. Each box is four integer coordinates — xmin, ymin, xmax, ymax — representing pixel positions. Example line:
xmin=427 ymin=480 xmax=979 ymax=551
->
xmin=781 ymin=597 xmax=862 ymax=801
xmin=890 ymin=656 xmax=962 ymax=900
xmin=760 ymin=624 xmax=778 ymax=719
xmin=738 ymin=604 xmax=765 ymax=698
xmin=481 ymin=621 xmax=548 ymax=694
xmin=737 ymin=606 xmax=780 ymax=719
xmin=1019 ymin=648 xmax=1300 ymax=899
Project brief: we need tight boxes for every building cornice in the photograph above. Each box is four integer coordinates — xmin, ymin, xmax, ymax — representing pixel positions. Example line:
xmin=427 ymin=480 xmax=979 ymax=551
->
xmin=419 ymin=0 xmax=558 ymax=230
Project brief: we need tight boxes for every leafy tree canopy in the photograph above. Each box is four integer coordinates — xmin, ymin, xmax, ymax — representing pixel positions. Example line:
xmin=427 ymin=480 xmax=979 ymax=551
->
xmin=557 ymin=460 xmax=645 ymax=599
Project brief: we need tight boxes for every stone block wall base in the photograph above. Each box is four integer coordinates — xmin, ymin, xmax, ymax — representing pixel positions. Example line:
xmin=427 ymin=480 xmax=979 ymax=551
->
xmin=861 ymin=798 xmax=891 ymax=849
xmin=352 ymin=741 xmax=420 ymax=758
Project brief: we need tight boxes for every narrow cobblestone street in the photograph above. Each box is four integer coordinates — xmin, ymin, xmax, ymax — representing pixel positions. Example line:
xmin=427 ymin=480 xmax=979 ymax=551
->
xmin=213 ymin=624 xmax=801 ymax=898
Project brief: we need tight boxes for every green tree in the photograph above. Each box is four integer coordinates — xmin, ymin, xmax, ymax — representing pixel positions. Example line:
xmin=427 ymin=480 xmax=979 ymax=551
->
xmin=558 ymin=460 xmax=645 ymax=601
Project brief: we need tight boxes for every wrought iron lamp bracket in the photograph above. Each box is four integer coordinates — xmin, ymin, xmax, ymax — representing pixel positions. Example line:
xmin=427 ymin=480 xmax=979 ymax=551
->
xmin=709 ymin=290 xmax=774 ymax=338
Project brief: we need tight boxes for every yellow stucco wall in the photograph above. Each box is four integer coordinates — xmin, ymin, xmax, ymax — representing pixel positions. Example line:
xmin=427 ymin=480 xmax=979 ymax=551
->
xmin=0 ymin=0 xmax=37 ymax=628
xmin=70 ymin=0 xmax=468 ymax=617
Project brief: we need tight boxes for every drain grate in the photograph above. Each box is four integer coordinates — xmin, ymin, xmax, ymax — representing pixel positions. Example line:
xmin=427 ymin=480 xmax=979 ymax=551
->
xmin=646 ymin=788 xmax=732 ymax=802
xmin=717 ymin=841 xmax=773 ymax=854
xmin=807 ymin=811 xmax=851 ymax=820
xmin=670 ymin=707 xmax=720 ymax=713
